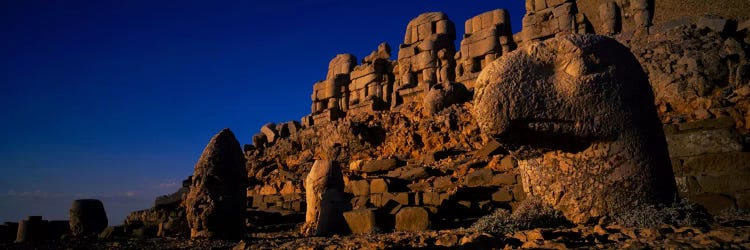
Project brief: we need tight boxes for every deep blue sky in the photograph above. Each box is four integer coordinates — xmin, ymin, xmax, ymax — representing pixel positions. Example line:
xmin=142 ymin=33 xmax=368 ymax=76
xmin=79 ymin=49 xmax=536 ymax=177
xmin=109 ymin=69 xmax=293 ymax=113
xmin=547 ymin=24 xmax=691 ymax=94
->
xmin=0 ymin=1 xmax=525 ymax=224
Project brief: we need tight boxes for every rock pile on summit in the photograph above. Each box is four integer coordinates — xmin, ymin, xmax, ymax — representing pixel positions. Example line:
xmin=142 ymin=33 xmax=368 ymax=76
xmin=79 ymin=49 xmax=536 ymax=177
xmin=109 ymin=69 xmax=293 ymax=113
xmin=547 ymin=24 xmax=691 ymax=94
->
xmin=113 ymin=0 xmax=750 ymax=247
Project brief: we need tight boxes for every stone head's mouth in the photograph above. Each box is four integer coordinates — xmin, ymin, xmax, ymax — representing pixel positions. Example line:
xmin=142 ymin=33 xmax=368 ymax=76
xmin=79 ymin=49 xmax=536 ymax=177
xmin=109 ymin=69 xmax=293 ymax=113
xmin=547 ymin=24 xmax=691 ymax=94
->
xmin=495 ymin=118 xmax=594 ymax=159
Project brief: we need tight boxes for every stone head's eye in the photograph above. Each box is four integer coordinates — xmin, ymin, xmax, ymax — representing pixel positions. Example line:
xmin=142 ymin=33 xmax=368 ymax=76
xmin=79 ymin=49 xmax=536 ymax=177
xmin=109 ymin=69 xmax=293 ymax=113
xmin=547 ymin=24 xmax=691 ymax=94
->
xmin=561 ymin=57 xmax=586 ymax=77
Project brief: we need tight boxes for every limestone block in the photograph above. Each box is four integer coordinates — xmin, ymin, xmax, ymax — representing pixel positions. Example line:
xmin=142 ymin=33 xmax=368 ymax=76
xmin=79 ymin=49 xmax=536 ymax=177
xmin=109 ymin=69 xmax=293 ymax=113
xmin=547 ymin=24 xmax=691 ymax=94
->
xmin=599 ymin=2 xmax=618 ymax=34
xmin=525 ymin=0 xmax=534 ymax=12
xmin=361 ymin=158 xmax=400 ymax=173
xmin=491 ymin=173 xmax=517 ymax=186
xmin=554 ymin=3 xmax=575 ymax=32
xmin=433 ymin=176 xmax=456 ymax=191
xmin=326 ymin=54 xmax=357 ymax=79
xmin=546 ymin=0 xmax=569 ymax=8
xmin=259 ymin=185 xmax=278 ymax=195
xmin=466 ymin=37 xmax=498 ymax=58
xmin=474 ymin=139 xmax=503 ymax=158
xmin=698 ymin=16 xmax=729 ymax=33
xmin=464 ymin=19 xmax=474 ymax=35
xmin=422 ymin=192 xmax=445 ymax=206
xmin=370 ymin=178 xmax=390 ymax=194
xmin=398 ymin=166 xmax=428 ymax=181
xmin=436 ymin=20 xmax=451 ymax=35
xmin=681 ymin=152 xmax=750 ymax=175
xmin=343 ymin=209 xmax=379 ymax=234
xmin=690 ymin=193 xmax=736 ymax=214
xmin=414 ymin=51 xmax=437 ymax=70
xmin=534 ymin=0 xmax=547 ymax=12
xmin=695 ymin=175 xmax=750 ymax=194
xmin=666 ymin=129 xmax=742 ymax=158
xmin=393 ymin=192 xmax=415 ymax=205
xmin=736 ymin=192 xmax=750 ymax=210
xmin=492 ymin=189 xmax=514 ymax=202
xmin=464 ymin=168 xmax=493 ymax=187
xmin=395 ymin=207 xmax=430 ymax=231
xmin=630 ymin=0 xmax=648 ymax=10
xmin=349 ymin=179 xmax=370 ymax=196
xmin=260 ymin=123 xmax=278 ymax=143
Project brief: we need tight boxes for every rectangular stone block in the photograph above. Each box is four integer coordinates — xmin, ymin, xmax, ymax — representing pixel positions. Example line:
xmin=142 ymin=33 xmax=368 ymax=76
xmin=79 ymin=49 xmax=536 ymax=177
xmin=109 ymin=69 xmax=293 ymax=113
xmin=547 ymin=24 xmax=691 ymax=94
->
xmin=361 ymin=158 xmax=400 ymax=173
xmin=348 ymin=179 xmax=370 ymax=196
xmin=436 ymin=20 xmax=450 ymax=35
xmin=417 ymin=23 xmax=431 ymax=40
xmin=681 ymin=152 xmax=750 ymax=175
xmin=666 ymin=129 xmax=743 ymax=157
xmin=422 ymin=192 xmax=445 ymax=206
xmin=475 ymin=139 xmax=503 ymax=158
xmin=370 ymin=178 xmax=390 ymax=194
xmin=344 ymin=209 xmax=379 ymax=234
xmin=492 ymin=173 xmax=518 ymax=186
xmin=696 ymin=175 xmax=750 ymax=194
xmin=395 ymin=207 xmax=430 ymax=232
xmin=465 ymin=19 xmax=473 ymax=35
xmin=534 ymin=0 xmax=547 ymax=11
xmin=492 ymin=189 xmax=514 ymax=202
xmin=546 ymin=0 xmax=569 ymax=8
xmin=264 ymin=195 xmax=282 ymax=204
xmin=394 ymin=192 xmax=415 ymax=205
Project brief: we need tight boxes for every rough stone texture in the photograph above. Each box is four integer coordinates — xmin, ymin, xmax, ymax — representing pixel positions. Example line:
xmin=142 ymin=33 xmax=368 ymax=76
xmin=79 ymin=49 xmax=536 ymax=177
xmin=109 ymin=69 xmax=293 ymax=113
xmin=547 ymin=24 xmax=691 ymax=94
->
xmin=361 ymin=158 xmax=400 ymax=173
xmin=69 ymin=199 xmax=108 ymax=236
xmin=474 ymin=34 xmax=677 ymax=223
xmin=519 ymin=0 xmax=589 ymax=46
xmin=394 ymin=12 xmax=457 ymax=107
xmin=455 ymin=9 xmax=515 ymax=88
xmin=301 ymin=160 xmax=349 ymax=236
xmin=395 ymin=207 xmax=430 ymax=232
xmin=310 ymin=54 xmax=357 ymax=121
xmin=185 ymin=128 xmax=246 ymax=239
xmin=343 ymin=209 xmax=379 ymax=234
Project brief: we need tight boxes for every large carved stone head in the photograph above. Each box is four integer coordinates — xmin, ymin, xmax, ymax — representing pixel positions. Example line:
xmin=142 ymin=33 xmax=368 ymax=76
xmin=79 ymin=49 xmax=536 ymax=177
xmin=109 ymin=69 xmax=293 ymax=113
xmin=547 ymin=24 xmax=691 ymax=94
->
xmin=473 ymin=34 xmax=677 ymax=223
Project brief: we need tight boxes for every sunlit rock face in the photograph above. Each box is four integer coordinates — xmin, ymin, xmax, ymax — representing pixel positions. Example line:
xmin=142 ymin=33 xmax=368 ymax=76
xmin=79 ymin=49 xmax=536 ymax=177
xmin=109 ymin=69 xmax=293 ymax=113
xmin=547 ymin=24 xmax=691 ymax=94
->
xmin=473 ymin=34 xmax=678 ymax=224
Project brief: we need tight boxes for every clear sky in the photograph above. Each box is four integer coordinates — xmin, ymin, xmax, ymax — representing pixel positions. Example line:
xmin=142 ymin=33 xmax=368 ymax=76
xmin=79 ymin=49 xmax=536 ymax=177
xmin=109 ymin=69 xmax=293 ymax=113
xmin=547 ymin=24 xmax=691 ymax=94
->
xmin=0 ymin=0 xmax=525 ymax=225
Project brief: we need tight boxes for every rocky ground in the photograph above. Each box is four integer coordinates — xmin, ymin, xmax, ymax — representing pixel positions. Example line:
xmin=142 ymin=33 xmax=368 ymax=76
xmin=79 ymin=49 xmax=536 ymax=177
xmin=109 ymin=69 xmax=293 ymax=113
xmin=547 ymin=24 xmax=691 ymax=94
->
xmin=4 ymin=213 xmax=748 ymax=250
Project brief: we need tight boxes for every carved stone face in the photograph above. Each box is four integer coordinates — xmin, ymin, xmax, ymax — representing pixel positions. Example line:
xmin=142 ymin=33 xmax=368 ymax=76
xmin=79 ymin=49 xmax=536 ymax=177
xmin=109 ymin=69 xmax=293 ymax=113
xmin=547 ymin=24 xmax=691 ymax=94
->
xmin=474 ymin=35 xmax=649 ymax=158
xmin=473 ymin=34 xmax=677 ymax=223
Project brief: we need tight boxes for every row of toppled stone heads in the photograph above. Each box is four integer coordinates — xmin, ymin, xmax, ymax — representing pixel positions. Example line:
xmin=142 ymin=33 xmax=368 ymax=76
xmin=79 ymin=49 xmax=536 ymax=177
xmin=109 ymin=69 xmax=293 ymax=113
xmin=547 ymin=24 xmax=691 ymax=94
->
xmin=0 ymin=199 xmax=108 ymax=243
xmin=301 ymin=0 xmax=657 ymax=127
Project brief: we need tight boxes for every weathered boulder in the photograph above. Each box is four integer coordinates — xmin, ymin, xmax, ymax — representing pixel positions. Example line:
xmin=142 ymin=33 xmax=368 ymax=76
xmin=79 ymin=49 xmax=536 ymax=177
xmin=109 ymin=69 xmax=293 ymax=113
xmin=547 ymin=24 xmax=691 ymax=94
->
xmin=301 ymin=160 xmax=349 ymax=236
xmin=473 ymin=34 xmax=677 ymax=223
xmin=395 ymin=207 xmax=430 ymax=231
xmin=361 ymin=158 xmax=400 ymax=173
xmin=185 ymin=128 xmax=247 ymax=239
xmin=69 ymin=199 xmax=108 ymax=236
xmin=343 ymin=209 xmax=379 ymax=234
